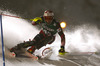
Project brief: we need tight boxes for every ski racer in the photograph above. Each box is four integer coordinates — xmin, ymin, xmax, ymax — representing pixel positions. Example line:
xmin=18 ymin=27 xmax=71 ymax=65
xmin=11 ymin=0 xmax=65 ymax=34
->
xmin=10 ymin=10 xmax=66 ymax=55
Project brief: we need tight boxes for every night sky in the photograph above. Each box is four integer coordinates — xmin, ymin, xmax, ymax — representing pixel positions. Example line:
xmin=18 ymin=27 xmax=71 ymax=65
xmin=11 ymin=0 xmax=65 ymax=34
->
xmin=0 ymin=0 xmax=100 ymax=29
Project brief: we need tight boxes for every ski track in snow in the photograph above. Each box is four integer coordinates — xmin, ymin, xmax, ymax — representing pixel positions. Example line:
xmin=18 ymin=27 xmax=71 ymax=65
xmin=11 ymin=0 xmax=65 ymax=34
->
xmin=0 ymin=11 xmax=100 ymax=66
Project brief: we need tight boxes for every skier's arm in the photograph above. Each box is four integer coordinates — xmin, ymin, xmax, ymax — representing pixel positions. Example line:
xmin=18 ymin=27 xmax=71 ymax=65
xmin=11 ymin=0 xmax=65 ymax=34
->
xmin=57 ymin=22 xmax=65 ymax=46
xmin=32 ymin=17 xmax=42 ymax=25
xmin=58 ymin=29 xmax=65 ymax=47
xmin=57 ymin=22 xmax=66 ymax=55
xmin=58 ymin=30 xmax=66 ymax=55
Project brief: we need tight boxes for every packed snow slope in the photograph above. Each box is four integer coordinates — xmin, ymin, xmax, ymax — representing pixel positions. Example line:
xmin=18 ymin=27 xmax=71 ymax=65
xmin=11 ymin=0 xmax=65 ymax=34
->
xmin=0 ymin=12 xmax=100 ymax=66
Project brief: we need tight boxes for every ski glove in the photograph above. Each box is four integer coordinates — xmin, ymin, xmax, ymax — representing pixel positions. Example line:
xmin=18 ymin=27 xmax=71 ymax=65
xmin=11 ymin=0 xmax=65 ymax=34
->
xmin=33 ymin=17 xmax=42 ymax=24
xmin=59 ymin=46 xmax=66 ymax=55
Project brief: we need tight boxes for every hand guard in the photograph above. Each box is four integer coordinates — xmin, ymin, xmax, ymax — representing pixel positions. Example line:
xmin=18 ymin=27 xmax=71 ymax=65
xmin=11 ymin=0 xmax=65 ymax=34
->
xmin=59 ymin=46 xmax=66 ymax=55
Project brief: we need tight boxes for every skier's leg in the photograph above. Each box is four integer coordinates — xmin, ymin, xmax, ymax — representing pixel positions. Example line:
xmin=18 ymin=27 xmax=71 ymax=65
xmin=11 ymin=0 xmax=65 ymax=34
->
xmin=27 ymin=35 xmax=55 ymax=54
xmin=10 ymin=41 xmax=36 ymax=52
xmin=27 ymin=33 xmax=45 ymax=54
xmin=35 ymin=36 xmax=53 ymax=49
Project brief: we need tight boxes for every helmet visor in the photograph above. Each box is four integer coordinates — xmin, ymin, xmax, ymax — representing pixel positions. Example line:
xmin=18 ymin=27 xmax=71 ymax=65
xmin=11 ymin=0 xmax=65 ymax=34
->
xmin=44 ymin=16 xmax=53 ymax=24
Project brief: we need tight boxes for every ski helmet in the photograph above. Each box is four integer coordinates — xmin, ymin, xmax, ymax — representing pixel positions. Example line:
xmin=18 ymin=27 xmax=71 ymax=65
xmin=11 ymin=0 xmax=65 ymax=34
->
xmin=43 ymin=10 xmax=54 ymax=16
xmin=43 ymin=10 xmax=54 ymax=24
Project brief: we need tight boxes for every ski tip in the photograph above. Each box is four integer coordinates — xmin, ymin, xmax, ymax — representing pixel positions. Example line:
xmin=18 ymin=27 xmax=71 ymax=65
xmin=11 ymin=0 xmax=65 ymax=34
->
xmin=25 ymin=51 xmax=39 ymax=60
xmin=10 ymin=52 xmax=16 ymax=57
xmin=31 ymin=55 xmax=39 ymax=60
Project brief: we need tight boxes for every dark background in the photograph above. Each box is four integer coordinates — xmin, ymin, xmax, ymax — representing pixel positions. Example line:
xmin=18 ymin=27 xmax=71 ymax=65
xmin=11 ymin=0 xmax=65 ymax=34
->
xmin=0 ymin=0 xmax=100 ymax=29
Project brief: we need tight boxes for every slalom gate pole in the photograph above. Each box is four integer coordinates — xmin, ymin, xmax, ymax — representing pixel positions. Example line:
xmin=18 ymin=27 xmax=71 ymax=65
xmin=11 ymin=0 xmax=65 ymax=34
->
xmin=0 ymin=14 xmax=33 ymax=21
xmin=0 ymin=15 xmax=5 ymax=66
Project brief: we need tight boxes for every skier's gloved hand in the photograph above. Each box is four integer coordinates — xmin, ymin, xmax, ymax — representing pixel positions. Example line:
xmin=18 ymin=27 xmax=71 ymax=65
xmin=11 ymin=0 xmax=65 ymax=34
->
xmin=59 ymin=46 xmax=66 ymax=55
xmin=32 ymin=17 xmax=42 ymax=24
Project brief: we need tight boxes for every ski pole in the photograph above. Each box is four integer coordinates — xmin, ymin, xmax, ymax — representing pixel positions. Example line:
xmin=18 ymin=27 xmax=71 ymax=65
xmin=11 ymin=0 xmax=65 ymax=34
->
xmin=0 ymin=14 xmax=5 ymax=66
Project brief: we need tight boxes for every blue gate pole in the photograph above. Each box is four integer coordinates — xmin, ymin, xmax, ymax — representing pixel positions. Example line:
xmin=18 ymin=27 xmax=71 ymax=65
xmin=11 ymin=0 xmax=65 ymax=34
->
xmin=0 ymin=15 xmax=5 ymax=66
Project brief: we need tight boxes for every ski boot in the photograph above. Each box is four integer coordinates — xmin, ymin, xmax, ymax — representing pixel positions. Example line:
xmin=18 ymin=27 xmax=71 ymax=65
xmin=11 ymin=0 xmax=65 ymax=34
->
xmin=9 ymin=46 xmax=22 ymax=57
xmin=27 ymin=46 xmax=36 ymax=54
xmin=27 ymin=46 xmax=41 ymax=60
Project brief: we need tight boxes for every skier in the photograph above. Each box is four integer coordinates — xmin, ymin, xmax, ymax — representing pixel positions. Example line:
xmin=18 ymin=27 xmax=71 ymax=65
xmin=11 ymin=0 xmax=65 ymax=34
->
xmin=10 ymin=10 xmax=66 ymax=55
